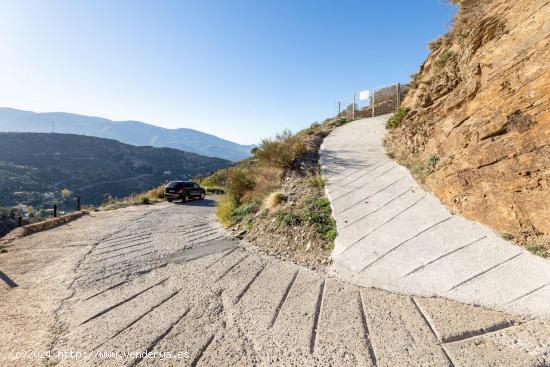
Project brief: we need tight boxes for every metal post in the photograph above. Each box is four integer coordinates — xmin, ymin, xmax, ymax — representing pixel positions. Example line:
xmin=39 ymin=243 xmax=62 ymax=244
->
xmin=372 ymin=88 xmax=375 ymax=117
xmin=18 ymin=216 xmax=22 ymax=227
xmin=53 ymin=204 xmax=57 ymax=218
xmin=77 ymin=196 xmax=81 ymax=211
xmin=338 ymin=101 xmax=341 ymax=116
xmin=352 ymin=93 xmax=356 ymax=120
xmin=396 ymin=83 xmax=401 ymax=110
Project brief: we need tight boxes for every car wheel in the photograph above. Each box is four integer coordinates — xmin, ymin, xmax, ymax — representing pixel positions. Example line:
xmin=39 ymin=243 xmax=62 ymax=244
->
xmin=199 ymin=192 xmax=205 ymax=200
xmin=182 ymin=194 xmax=189 ymax=203
xmin=167 ymin=198 xmax=173 ymax=203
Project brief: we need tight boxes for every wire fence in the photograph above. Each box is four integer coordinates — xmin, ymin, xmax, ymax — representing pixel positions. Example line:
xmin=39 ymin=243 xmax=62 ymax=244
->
xmin=336 ymin=82 xmax=409 ymax=120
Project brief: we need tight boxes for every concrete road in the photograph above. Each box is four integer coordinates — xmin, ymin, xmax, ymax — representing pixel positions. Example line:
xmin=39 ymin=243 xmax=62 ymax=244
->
xmin=1 ymin=200 xmax=550 ymax=366
xmin=320 ymin=115 xmax=550 ymax=319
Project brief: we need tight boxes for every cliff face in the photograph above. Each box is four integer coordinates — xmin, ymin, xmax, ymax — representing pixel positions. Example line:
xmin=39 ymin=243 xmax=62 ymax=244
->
xmin=385 ymin=0 xmax=549 ymax=251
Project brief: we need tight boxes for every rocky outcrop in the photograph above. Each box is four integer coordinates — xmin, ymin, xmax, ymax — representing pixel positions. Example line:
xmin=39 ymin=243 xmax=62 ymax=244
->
xmin=384 ymin=0 xmax=549 ymax=251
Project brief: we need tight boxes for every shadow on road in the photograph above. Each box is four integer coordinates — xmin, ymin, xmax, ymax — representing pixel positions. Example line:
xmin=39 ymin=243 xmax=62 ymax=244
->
xmin=0 ymin=271 xmax=18 ymax=288
xmin=173 ymin=198 xmax=217 ymax=208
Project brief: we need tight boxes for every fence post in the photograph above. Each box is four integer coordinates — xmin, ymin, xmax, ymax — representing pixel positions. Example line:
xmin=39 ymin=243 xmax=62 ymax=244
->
xmin=77 ymin=196 xmax=81 ymax=211
xmin=398 ymin=83 xmax=402 ymax=107
xmin=352 ymin=93 xmax=356 ymax=120
xmin=53 ymin=204 xmax=57 ymax=218
xmin=18 ymin=216 xmax=22 ymax=227
xmin=372 ymin=88 xmax=375 ymax=117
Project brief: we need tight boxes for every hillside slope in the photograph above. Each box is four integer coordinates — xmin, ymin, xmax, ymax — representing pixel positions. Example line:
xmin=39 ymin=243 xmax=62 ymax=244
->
xmin=0 ymin=108 xmax=255 ymax=161
xmin=385 ymin=0 xmax=549 ymax=250
xmin=0 ymin=132 xmax=231 ymax=208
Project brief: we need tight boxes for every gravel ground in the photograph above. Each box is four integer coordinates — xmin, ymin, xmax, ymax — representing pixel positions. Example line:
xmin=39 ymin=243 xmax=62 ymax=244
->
xmin=1 ymin=199 xmax=549 ymax=366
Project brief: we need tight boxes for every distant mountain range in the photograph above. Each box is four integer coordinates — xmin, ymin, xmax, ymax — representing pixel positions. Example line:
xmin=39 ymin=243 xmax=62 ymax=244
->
xmin=0 ymin=108 xmax=254 ymax=161
xmin=0 ymin=132 xmax=232 ymax=208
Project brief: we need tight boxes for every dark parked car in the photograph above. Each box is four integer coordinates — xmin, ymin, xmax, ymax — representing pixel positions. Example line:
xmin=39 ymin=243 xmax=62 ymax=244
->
xmin=164 ymin=181 xmax=205 ymax=203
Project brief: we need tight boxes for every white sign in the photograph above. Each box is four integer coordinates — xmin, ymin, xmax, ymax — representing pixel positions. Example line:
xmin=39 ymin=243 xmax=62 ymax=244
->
xmin=359 ymin=90 xmax=370 ymax=101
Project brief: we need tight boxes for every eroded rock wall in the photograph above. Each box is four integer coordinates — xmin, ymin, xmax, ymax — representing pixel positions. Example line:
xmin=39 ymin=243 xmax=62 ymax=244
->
xmin=385 ymin=0 xmax=549 ymax=249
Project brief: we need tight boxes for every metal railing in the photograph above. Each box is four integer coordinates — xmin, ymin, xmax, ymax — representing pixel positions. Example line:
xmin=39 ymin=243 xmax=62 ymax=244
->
xmin=337 ymin=83 xmax=409 ymax=120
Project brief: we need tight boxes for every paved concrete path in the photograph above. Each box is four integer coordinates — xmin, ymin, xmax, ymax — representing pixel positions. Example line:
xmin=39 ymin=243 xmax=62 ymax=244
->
xmin=1 ymin=201 xmax=550 ymax=366
xmin=321 ymin=115 xmax=550 ymax=319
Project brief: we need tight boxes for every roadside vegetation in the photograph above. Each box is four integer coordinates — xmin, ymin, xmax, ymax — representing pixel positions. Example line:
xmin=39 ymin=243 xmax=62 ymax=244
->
xmin=386 ymin=107 xmax=410 ymax=129
xmin=202 ymin=117 xmax=348 ymax=266
xmin=100 ymin=185 xmax=166 ymax=210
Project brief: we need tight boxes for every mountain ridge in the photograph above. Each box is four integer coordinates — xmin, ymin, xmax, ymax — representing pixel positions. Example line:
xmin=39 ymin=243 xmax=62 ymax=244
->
xmin=0 ymin=107 xmax=254 ymax=161
xmin=0 ymin=132 xmax=232 ymax=209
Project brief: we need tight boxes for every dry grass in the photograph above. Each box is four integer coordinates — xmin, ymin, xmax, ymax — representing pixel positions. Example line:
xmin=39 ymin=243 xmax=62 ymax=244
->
xmin=241 ymin=166 xmax=283 ymax=203
xmin=204 ymin=116 xmax=343 ymax=266
xmin=264 ymin=192 xmax=287 ymax=209
xmin=100 ymin=185 xmax=166 ymax=210
xmin=255 ymin=129 xmax=307 ymax=169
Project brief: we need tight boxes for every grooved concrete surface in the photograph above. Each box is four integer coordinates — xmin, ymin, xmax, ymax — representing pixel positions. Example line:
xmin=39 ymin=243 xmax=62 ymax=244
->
xmin=1 ymin=201 xmax=550 ymax=366
xmin=321 ymin=115 xmax=550 ymax=319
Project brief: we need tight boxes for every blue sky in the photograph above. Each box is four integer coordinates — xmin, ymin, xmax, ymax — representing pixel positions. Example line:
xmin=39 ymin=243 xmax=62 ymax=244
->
xmin=0 ymin=1 xmax=456 ymax=145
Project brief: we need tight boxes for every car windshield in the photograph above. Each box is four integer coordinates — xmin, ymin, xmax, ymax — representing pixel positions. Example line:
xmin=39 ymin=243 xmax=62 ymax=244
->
xmin=183 ymin=182 xmax=194 ymax=188
xmin=166 ymin=181 xmax=182 ymax=188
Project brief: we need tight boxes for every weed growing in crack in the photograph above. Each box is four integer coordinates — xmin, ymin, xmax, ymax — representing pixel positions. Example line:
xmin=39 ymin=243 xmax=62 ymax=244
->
xmin=386 ymin=107 xmax=410 ymax=129
xmin=501 ymin=233 xmax=513 ymax=241
xmin=526 ymin=244 xmax=547 ymax=257
xmin=428 ymin=155 xmax=439 ymax=169
xmin=434 ymin=50 xmax=456 ymax=66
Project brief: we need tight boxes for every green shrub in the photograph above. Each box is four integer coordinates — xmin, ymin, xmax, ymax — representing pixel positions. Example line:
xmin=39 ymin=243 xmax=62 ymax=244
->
xmin=141 ymin=196 xmax=150 ymax=205
xmin=435 ymin=50 xmax=455 ymax=66
xmin=254 ymin=129 xmax=307 ymax=169
xmin=226 ymin=168 xmax=254 ymax=200
xmin=309 ymin=173 xmax=325 ymax=188
xmin=303 ymin=197 xmax=337 ymax=241
xmin=202 ymin=169 xmax=229 ymax=187
xmin=325 ymin=228 xmax=337 ymax=242
xmin=526 ymin=244 xmax=547 ymax=257
xmin=428 ymin=38 xmax=442 ymax=51
xmin=0 ymin=206 xmax=18 ymax=237
xmin=231 ymin=202 xmax=259 ymax=224
xmin=275 ymin=210 xmax=302 ymax=226
xmin=428 ymin=155 xmax=439 ymax=169
xmin=386 ymin=107 xmax=410 ymax=129
xmin=501 ymin=233 xmax=513 ymax=241
xmin=216 ymin=195 xmax=238 ymax=227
